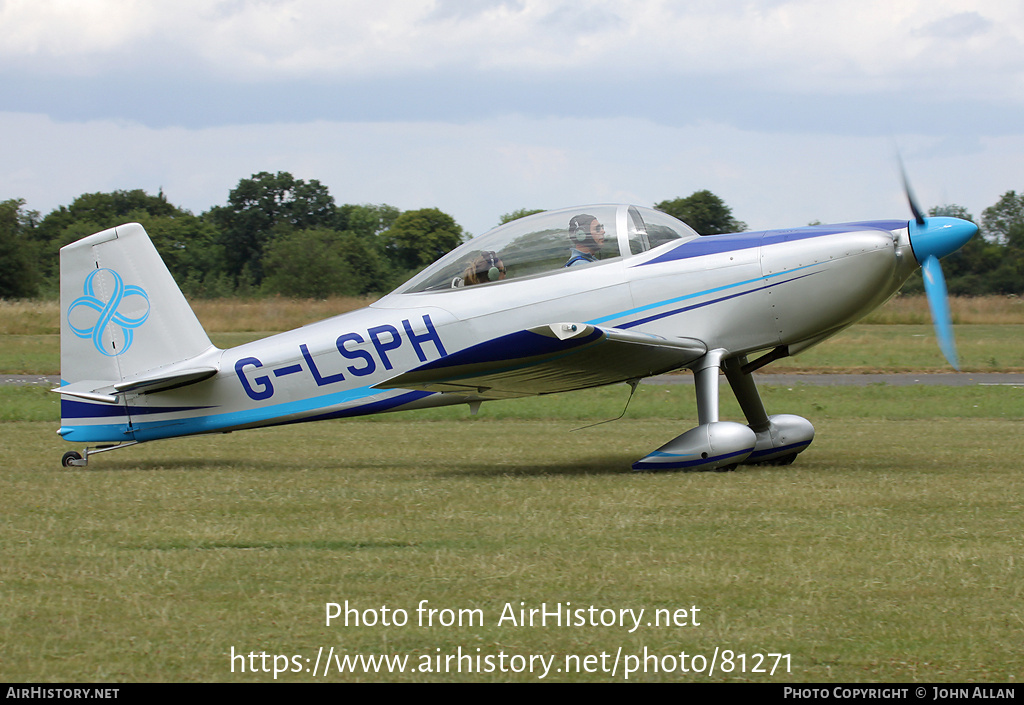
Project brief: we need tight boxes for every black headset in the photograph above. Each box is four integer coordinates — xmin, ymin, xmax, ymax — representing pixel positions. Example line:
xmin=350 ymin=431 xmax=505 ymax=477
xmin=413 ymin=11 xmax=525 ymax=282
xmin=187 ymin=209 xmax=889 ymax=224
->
xmin=477 ymin=251 xmax=504 ymax=282
xmin=569 ymin=214 xmax=597 ymax=245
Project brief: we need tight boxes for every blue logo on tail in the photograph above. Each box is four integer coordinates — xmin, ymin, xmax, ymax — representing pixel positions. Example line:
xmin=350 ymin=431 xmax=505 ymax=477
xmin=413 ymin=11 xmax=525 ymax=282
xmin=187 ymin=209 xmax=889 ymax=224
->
xmin=68 ymin=269 xmax=150 ymax=356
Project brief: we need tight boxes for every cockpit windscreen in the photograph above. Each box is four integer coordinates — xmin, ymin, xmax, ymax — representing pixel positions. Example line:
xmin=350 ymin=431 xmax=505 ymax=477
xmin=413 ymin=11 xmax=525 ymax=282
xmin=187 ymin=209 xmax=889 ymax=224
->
xmin=396 ymin=205 xmax=697 ymax=294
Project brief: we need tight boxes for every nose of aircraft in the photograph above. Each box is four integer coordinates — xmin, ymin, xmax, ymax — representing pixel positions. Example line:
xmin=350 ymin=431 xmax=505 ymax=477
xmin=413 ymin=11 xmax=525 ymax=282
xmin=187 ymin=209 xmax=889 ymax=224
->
xmin=905 ymin=215 xmax=978 ymax=372
xmin=908 ymin=216 xmax=978 ymax=263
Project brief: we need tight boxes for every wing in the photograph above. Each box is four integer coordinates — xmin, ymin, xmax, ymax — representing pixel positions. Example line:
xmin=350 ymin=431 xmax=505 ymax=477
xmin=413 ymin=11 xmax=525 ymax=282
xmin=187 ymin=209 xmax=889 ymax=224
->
xmin=373 ymin=323 xmax=706 ymax=398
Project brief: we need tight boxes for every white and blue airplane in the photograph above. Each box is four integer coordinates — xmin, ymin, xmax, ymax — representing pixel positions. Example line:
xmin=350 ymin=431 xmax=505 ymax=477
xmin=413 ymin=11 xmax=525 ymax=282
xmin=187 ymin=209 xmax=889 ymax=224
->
xmin=55 ymin=194 xmax=976 ymax=470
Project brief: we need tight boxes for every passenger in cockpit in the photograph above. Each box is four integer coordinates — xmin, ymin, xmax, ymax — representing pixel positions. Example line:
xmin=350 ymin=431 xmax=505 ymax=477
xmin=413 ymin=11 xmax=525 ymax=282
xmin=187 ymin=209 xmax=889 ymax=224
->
xmin=461 ymin=250 xmax=506 ymax=285
xmin=565 ymin=214 xmax=606 ymax=267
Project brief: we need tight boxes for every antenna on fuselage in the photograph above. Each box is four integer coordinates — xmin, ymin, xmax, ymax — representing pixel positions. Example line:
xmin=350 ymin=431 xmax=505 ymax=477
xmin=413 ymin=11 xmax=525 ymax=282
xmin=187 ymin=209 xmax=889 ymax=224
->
xmin=571 ymin=379 xmax=641 ymax=432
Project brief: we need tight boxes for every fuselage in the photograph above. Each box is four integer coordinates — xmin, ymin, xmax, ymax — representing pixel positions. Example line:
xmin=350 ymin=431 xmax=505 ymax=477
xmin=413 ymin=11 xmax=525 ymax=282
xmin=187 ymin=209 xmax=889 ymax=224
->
xmin=59 ymin=211 xmax=920 ymax=444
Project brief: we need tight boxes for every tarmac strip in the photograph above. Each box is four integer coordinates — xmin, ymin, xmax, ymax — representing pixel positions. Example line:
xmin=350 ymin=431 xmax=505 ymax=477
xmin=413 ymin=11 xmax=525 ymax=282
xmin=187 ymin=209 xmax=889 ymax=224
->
xmin=647 ymin=372 xmax=1024 ymax=387
xmin=4 ymin=375 xmax=60 ymax=387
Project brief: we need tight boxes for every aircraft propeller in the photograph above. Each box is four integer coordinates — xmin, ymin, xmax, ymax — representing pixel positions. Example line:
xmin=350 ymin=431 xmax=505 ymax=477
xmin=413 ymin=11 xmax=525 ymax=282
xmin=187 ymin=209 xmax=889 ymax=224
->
xmin=900 ymin=161 xmax=977 ymax=370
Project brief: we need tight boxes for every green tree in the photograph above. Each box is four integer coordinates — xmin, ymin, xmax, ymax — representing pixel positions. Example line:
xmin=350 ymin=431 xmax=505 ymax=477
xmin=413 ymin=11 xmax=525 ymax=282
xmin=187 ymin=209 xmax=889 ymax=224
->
xmin=654 ymin=190 xmax=746 ymax=234
xmin=336 ymin=203 xmax=401 ymax=240
xmin=130 ymin=212 xmax=221 ymax=296
xmin=499 ymin=208 xmax=544 ymax=225
xmin=37 ymin=189 xmax=177 ymax=235
xmin=979 ymin=193 xmax=1024 ymax=295
xmin=337 ymin=231 xmax=392 ymax=295
xmin=206 ymin=172 xmax=336 ymax=284
xmin=262 ymin=229 xmax=355 ymax=298
xmin=381 ymin=208 xmax=464 ymax=272
xmin=261 ymin=228 xmax=391 ymax=298
xmin=34 ymin=189 xmax=200 ymax=287
xmin=981 ymin=191 xmax=1024 ymax=247
xmin=0 ymin=199 xmax=41 ymax=298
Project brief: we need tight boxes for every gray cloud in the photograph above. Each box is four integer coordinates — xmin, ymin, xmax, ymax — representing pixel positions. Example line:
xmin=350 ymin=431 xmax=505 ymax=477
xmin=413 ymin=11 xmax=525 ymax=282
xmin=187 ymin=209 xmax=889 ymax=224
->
xmin=427 ymin=0 xmax=527 ymax=22
xmin=1 ymin=0 xmax=1021 ymax=239
xmin=4 ymin=66 xmax=1022 ymax=140
xmin=915 ymin=11 xmax=993 ymax=39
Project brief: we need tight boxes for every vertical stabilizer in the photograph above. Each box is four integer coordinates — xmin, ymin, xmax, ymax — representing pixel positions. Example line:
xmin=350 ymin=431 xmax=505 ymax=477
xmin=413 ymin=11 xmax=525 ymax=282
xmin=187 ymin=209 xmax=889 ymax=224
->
xmin=60 ymin=223 xmax=215 ymax=387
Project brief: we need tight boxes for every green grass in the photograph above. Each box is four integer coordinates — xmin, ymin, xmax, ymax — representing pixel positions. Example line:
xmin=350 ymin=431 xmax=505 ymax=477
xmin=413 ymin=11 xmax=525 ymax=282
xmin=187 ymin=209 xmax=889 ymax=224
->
xmin=2 ymin=384 xmax=1023 ymax=682
xmin=0 ymin=385 xmax=59 ymax=421
xmin=0 ymin=335 xmax=59 ymax=375
xmin=771 ymin=324 xmax=1024 ymax=373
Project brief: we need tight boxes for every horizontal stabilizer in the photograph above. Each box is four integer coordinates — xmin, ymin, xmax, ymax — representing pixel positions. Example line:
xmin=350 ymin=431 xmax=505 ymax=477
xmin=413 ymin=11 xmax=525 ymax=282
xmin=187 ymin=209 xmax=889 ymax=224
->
xmin=375 ymin=322 xmax=706 ymax=397
xmin=54 ymin=357 xmax=219 ymax=400
xmin=53 ymin=380 xmax=121 ymax=405
xmin=114 ymin=363 xmax=219 ymax=394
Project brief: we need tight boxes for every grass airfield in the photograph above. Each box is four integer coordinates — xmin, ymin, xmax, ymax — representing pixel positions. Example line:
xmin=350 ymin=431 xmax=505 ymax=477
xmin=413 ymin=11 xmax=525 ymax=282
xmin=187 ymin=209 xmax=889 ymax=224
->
xmin=2 ymin=295 xmax=1022 ymax=682
xmin=2 ymin=382 xmax=1023 ymax=682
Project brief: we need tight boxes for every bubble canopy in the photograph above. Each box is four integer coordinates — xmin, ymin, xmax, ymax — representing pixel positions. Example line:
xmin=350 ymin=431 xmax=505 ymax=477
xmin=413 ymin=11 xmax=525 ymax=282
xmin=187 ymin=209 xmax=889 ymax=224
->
xmin=395 ymin=205 xmax=699 ymax=294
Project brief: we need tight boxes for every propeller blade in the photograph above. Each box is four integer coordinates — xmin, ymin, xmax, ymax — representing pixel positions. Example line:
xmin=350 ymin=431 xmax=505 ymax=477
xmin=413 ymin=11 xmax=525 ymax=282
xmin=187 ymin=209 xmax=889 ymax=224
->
xmin=921 ymin=255 xmax=959 ymax=370
xmin=899 ymin=156 xmax=926 ymax=226
xmin=899 ymin=155 xmax=974 ymax=371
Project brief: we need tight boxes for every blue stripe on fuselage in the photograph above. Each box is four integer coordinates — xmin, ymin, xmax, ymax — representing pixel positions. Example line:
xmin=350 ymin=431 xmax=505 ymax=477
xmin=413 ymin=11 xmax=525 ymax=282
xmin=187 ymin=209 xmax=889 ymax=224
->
xmin=588 ymin=264 xmax=821 ymax=328
xmin=59 ymin=385 xmax=435 ymax=443
xmin=639 ymin=221 xmax=906 ymax=267
xmin=60 ymin=398 xmax=215 ymax=419
xmin=619 ymin=271 xmax=818 ymax=329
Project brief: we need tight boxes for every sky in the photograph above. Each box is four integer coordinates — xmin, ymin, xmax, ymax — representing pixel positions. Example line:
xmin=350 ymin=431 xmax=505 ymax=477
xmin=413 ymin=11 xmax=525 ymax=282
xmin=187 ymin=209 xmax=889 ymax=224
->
xmin=2 ymin=0 xmax=1022 ymax=236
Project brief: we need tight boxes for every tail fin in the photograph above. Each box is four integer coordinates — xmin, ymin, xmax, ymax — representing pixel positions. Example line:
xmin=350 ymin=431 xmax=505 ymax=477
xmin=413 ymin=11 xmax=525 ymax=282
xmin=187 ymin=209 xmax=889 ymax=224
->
xmin=59 ymin=223 xmax=217 ymax=393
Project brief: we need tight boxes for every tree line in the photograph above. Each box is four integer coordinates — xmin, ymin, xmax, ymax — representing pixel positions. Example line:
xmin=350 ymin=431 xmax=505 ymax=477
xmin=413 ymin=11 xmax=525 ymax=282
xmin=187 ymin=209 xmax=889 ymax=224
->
xmin=1 ymin=173 xmax=1021 ymax=299
xmin=1 ymin=172 xmax=468 ymax=300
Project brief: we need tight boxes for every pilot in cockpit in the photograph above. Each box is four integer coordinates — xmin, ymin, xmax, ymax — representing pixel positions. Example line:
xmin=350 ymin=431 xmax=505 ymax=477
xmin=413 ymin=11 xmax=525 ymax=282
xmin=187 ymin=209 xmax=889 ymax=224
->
xmin=564 ymin=214 xmax=606 ymax=267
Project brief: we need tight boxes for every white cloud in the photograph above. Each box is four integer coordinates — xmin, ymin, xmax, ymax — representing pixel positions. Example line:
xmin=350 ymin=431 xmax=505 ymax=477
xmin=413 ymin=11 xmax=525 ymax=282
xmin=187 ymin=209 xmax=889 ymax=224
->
xmin=2 ymin=0 xmax=1021 ymax=104
xmin=916 ymin=11 xmax=993 ymax=39
xmin=0 ymin=0 xmax=158 ymax=68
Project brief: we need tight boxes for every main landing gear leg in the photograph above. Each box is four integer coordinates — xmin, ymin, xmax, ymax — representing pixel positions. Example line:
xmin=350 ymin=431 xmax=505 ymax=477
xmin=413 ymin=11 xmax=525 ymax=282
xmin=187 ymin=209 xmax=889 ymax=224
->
xmin=633 ymin=349 xmax=756 ymax=472
xmin=722 ymin=356 xmax=814 ymax=466
xmin=60 ymin=442 xmax=138 ymax=468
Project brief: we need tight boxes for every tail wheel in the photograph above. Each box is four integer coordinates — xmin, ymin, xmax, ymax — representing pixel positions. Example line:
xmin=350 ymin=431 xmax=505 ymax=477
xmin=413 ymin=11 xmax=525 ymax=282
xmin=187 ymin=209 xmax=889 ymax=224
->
xmin=61 ymin=451 xmax=83 ymax=467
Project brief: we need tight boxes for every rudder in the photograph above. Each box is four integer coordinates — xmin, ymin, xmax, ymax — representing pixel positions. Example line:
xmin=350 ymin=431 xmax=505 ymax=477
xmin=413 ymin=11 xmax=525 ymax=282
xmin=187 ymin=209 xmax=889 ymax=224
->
xmin=59 ymin=223 xmax=216 ymax=388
